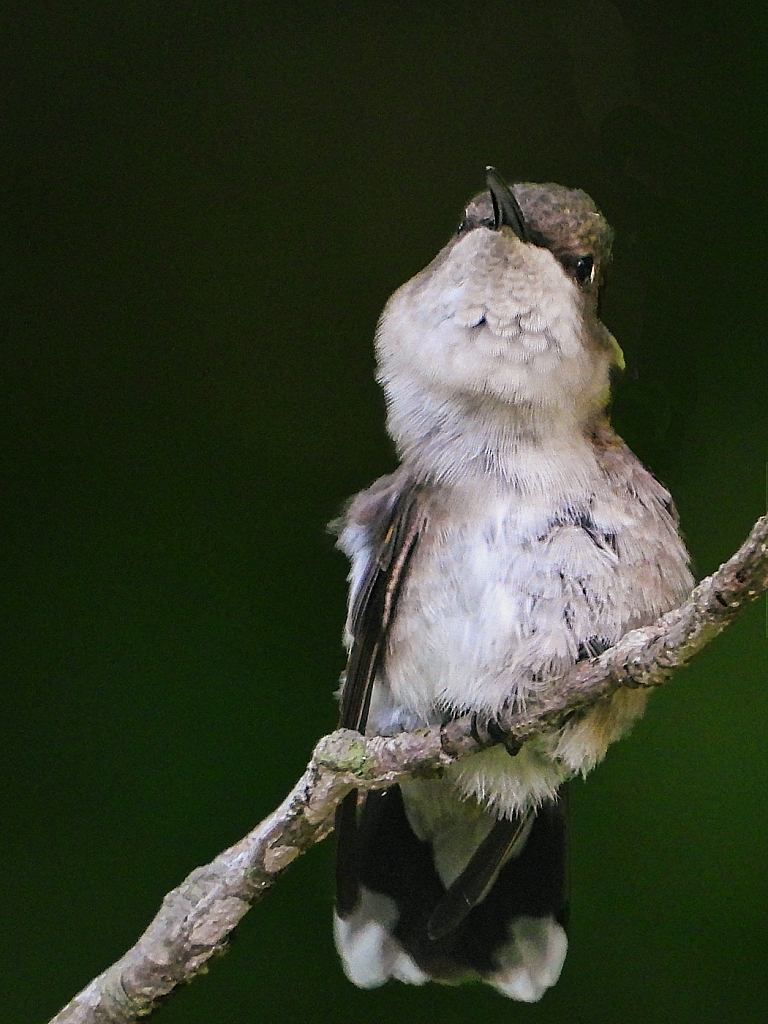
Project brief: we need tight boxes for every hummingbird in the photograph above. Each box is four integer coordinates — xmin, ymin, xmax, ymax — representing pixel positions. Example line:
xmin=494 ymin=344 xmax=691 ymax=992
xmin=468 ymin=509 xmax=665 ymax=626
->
xmin=331 ymin=168 xmax=693 ymax=1000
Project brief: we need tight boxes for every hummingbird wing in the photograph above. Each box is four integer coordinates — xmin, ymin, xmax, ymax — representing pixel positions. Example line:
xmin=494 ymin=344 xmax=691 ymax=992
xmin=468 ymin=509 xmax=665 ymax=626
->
xmin=338 ymin=480 xmax=429 ymax=734
xmin=334 ymin=476 xmax=430 ymax=916
xmin=425 ymin=808 xmax=535 ymax=940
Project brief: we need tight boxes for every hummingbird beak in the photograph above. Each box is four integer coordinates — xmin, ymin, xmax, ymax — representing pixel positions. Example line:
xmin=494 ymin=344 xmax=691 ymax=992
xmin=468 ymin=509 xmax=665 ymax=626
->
xmin=486 ymin=166 xmax=529 ymax=242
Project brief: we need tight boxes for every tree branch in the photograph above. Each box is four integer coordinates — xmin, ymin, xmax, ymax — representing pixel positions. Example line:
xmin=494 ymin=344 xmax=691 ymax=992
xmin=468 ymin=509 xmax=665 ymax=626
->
xmin=50 ymin=513 xmax=768 ymax=1024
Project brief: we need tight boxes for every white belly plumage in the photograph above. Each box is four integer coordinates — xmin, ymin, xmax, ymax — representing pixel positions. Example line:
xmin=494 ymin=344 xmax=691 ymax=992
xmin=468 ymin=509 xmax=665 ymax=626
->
xmin=363 ymin=482 xmax=690 ymax=817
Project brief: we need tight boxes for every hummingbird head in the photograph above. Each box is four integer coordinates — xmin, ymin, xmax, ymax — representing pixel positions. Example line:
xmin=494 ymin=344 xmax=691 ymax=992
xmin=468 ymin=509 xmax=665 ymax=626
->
xmin=375 ymin=168 xmax=624 ymax=473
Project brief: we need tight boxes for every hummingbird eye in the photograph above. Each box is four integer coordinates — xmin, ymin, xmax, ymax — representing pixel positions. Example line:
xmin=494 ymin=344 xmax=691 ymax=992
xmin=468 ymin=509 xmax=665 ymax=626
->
xmin=574 ymin=255 xmax=594 ymax=286
xmin=556 ymin=253 xmax=595 ymax=286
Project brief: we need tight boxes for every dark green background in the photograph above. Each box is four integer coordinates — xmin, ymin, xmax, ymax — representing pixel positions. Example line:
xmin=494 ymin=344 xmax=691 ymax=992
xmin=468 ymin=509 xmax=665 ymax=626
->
xmin=3 ymin=3 xmax=767 ymax=1022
